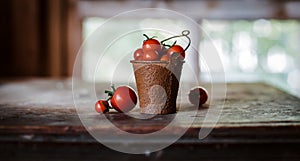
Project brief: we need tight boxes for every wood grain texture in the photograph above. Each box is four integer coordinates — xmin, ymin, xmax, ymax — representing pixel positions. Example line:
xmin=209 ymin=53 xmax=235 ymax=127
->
xmin=0 ymin=79 xmax=299 ymax=129
xmin=0 ymin=79 xmax=300 ymax=160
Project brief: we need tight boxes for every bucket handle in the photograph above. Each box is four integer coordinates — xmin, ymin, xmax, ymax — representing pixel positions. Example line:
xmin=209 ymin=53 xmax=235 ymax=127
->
xmin=160 ymin=30 xmax=191 ymax=51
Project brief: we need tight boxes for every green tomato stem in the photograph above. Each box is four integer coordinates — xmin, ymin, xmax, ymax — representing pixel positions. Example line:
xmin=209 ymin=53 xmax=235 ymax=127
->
xmin=143 ymin=34 xmax=150 ymax=40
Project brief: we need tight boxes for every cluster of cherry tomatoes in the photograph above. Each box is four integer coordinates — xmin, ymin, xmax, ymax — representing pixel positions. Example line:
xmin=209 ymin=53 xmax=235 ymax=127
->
xmin=134 ymin=31 xmax=191 ymax=61
xmin=95 ymin=85 xmax=137 ymax=113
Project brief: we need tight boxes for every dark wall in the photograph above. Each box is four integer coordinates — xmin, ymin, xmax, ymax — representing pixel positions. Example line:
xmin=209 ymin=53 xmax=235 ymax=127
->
xmin=0 ymin=0 xmax=13 ymax=76
xmin=0 ymin=0 xmax=81 ymax=77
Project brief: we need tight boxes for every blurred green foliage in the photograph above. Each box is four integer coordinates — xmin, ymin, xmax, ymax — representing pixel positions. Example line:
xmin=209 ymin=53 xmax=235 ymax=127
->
xmin=202 ymin=19 xmax=300 ymax=73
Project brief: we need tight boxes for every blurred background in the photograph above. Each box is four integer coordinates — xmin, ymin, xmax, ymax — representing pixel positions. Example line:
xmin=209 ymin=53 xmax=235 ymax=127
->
xmin=0 ymin=0 xmax=299 ymax=97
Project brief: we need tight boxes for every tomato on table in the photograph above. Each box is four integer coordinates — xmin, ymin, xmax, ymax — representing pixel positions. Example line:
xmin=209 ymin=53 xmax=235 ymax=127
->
xmin=188 ymin=87 xmax=208 ymax=106
xmin=95 ymin=100 xmax=109 ymax=113
xmin=110 ymin=86 xmax=138 ymax=113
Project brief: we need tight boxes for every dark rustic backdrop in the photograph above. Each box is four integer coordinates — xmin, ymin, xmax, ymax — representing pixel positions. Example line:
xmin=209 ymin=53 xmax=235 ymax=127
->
xmin=0 ymin=0 xmax=81 ymax=77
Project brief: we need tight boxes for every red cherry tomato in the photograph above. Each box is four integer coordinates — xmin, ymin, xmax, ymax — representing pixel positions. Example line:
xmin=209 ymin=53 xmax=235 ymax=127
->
xmin=134 ymin=48 xmax=144 ymax=60
xmin=143 ymin=39 xmax=161 ymax=52
xmin=167 ymin=45 xmax=185 ymax=58
xmin=142 ymin=50 xmax=159 ymax=61
xmin=160 ymin=54 xmax=169 ymax=61
xmin=188 ymin=87 xmax=208 ymax=106
xmin=136 ymin=57 xmax=143 ymax=60
xmin=95 ymin=100 xmax=109 ymax=113
xmin=110 ymin=86 xmax=137 ymax=113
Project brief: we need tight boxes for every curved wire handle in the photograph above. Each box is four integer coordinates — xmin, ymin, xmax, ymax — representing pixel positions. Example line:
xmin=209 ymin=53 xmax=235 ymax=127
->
xmin=160 ymin=30 xmax=191 ymax=51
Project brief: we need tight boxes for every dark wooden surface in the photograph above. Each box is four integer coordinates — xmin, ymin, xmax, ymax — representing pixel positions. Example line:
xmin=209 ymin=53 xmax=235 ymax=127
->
xmin=0 ymin=78 xmax=300 ymax=160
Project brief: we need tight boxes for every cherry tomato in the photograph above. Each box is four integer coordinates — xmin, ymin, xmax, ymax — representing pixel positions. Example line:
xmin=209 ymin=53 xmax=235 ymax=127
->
xmin=95 ymin=100 xmax=109 ymax=113
xmin=110 ymin=86 xmax=137 ymax=113
xmin=143 ymin=39 xmax=161 ymax=52
xmin=134 ymin=48 xmax=143 ymax=60
xmin=188 ymin=87 xmax=208 ymax=106
xmin=160 ymin=54 xmax=169 ymax=61
xmin=136 ymin=57 xmax=144 ymax=60
xmin=142 ymin=50 xmax=159 ymax=61
xmin=167 ymin=45 xmax=185 ymax=58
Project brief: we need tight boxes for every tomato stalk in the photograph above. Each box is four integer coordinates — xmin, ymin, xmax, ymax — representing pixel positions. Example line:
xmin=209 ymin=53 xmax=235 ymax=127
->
xmin=104 ymin=85 xmax=116 ymax=109
xmin=143 ymin=34 xmax=158 ymax=43
xmin=162 ymin=40 xmax=177 ymax=48
xmin=143 ymin=34 xmax=150 ymax=40
xmin=160 ymin=30 xmax=191 ymax=51
xmin=105 ymin=85 xmax=115 ymax=96
xmin=101 ymin=101 xmax=110 ymax=113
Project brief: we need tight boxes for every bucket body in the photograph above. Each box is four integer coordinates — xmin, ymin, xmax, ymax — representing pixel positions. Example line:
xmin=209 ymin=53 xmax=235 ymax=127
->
xmin=131 ymin=54 xmax=184 ymax=114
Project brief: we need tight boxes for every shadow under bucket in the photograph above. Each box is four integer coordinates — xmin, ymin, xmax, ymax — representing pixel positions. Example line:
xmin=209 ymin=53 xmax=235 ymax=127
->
xmin=130 ymin=54 xmax=184 ymax=115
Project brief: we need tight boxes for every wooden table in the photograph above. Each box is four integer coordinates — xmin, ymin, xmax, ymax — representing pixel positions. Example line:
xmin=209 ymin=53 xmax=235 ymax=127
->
xmin=0 ymin=78 xmax=300 ymax=160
